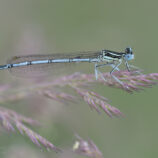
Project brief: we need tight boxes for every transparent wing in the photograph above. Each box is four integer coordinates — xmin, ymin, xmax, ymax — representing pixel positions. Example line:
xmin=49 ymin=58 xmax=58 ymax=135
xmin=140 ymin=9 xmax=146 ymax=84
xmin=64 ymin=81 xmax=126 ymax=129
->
xmin=7 ymin=51 xmax=101 ymax=77
xmin=7 ymin=51 xmax=101 ymax=64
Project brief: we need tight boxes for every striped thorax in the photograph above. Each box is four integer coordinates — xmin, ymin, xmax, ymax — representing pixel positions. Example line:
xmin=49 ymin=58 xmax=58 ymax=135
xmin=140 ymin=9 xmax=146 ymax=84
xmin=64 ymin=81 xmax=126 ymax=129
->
xmin=100 ymin=47 xmax=134 ymax=62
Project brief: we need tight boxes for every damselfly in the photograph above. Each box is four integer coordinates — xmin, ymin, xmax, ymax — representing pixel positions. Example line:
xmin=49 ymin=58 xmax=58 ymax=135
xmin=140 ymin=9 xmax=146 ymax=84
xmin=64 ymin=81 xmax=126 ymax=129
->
xmin=0 ymin=47 xmax=135 ymax=85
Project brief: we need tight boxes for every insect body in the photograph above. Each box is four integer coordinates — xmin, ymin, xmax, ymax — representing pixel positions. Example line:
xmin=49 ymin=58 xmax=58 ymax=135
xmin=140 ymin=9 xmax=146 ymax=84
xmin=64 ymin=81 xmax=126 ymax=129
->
xmin=0 ymin=47 xmax=135 ymax=85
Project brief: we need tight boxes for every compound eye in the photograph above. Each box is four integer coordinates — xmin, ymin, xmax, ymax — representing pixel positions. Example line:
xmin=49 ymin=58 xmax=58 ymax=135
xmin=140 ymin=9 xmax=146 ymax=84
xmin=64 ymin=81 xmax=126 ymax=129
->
xmin=125 ymin=47 xmax=133 ymax=54
xmin=125 ymin=48 xmax=129 ymax=53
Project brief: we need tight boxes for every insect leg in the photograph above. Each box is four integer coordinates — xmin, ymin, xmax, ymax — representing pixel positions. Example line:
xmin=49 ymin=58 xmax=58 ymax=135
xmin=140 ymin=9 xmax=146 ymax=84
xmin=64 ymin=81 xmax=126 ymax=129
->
xmin=125 ymin=61 xmax=130 ymax=71
xmin=95 ymin=63 xmax=114 ymax=81
xmin=125 ymin=61 xmax=143 ymax=74
xmin=110 ymin=60 xmax=123 ymax=85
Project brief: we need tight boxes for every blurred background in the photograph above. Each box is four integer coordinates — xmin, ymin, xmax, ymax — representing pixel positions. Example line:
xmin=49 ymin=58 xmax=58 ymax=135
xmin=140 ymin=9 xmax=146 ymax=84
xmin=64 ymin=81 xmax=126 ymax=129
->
xmin=0 ymin=0 xmax=158 ymax=158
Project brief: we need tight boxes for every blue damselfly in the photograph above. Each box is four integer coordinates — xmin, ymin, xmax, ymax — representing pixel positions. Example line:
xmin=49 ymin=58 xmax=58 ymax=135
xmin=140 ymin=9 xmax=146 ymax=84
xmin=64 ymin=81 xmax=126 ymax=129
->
xmin=0 ymin=47 xmax=136 ymax=85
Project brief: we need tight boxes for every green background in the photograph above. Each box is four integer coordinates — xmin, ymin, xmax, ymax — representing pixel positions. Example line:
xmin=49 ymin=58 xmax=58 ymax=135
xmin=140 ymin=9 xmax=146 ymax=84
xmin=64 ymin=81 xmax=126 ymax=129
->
xmin=0 ymin=0 xmax=157 ymax=158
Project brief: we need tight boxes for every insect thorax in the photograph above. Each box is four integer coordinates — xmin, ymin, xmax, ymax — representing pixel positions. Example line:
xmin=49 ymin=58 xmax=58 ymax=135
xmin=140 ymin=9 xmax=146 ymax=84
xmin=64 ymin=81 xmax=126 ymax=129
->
xmin=100 ymin=50 xmax=123 ymax=62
